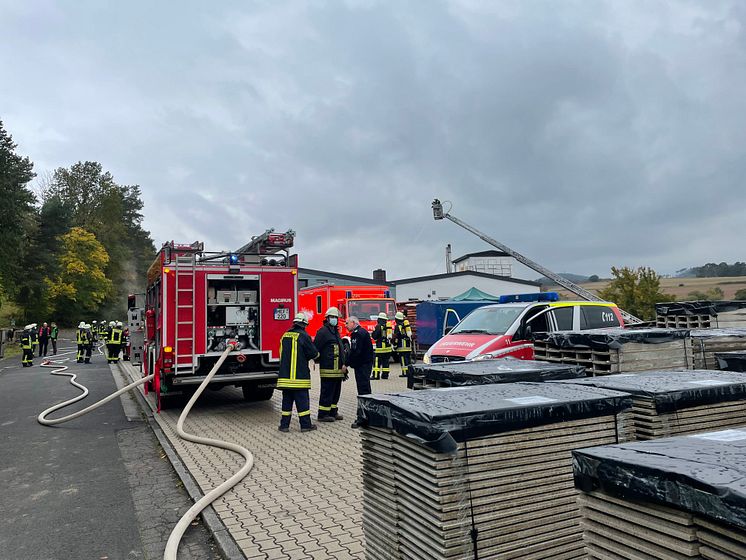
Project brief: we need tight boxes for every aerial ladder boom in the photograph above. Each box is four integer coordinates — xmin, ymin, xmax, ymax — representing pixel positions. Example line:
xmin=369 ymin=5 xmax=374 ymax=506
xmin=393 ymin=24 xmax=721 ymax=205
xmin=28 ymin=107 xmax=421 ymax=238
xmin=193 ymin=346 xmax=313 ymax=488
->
xmin=431 ymin=199 xmax=643 ymax=325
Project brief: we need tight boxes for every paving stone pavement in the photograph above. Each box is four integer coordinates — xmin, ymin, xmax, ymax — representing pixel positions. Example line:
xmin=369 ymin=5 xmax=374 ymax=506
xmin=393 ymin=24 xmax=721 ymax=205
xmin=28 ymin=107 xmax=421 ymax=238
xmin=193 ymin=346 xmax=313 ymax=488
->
xmin=117 ymin=424 xmax=223 ymax=560
xmin=121 ymin=362 xmax=412 ymax=560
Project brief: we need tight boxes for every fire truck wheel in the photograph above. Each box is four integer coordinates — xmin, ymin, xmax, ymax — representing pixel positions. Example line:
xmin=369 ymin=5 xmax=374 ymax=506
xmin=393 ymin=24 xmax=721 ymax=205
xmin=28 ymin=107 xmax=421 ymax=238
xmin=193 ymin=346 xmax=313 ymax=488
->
xmin=241 ymin=384 xmax=274 ymax=402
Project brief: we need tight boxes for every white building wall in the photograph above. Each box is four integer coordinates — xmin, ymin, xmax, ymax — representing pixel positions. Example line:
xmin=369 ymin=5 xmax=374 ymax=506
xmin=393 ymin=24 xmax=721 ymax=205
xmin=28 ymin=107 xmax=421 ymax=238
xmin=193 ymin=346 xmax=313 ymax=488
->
xmin=395 ymin=274 xmax=540 ymax=302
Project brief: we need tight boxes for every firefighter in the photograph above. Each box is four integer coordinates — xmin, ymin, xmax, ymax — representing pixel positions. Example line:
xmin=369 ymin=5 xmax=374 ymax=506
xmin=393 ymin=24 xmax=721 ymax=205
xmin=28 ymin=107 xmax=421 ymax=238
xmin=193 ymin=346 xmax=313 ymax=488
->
xmin=99 ymin=320 xmax=107 ymax=339
xmin=30 ymin=323 xmax=39 ymax=357
xmin=76 ymin=321 xmax=88 ymax=363
xmin=122 ymin=324 xmax=130 ymax=361
xmin=393 ymin=311 xmax=413 ymax=384
xmin=277 ymin=313 xmax=319 ymax=433
xmin=108 ymin=321 xmax=123 ymax=364
xmin=20 ymin=325 xmax=34 ymax=367
xmin=371 ymin=312 xmax=392 ymax=380
xmin=83 ymin=323 xmax=93 ymax=363
xmin=91 ymin=320 xmax=98 ymax=342
xmin=313 ymin=307 xmax=347 ymax=422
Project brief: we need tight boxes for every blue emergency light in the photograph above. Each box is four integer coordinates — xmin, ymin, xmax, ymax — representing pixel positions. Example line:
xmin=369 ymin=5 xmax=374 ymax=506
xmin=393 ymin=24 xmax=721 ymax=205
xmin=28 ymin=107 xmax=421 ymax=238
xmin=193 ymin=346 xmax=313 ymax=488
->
xmin=498 ymin=292 xmax=560 ymax=304
xmin=228 ymin=254 xmax=240 ymax=265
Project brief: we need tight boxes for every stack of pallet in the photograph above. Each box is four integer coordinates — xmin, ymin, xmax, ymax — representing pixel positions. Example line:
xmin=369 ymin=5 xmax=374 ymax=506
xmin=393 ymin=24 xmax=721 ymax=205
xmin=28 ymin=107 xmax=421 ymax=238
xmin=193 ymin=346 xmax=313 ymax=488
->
xmin=717 ymin=351 xmax=746 ymax=372
xmin=690 ymin=328 xmax=746 ymax=369
xmin=574 ymin=428 xmax=746 ymax=559
xmin=553 ymin=369 xmax=746 ymax=440
xmin=533 ymin=328 xmax=693 ymax=376
xmin=409 ymin=357 xmax=586 ymax=389
xmin=358 ymin=382 xmax=632 ymax=560
xmin=656 ymin=301 xmax=746 ymax=329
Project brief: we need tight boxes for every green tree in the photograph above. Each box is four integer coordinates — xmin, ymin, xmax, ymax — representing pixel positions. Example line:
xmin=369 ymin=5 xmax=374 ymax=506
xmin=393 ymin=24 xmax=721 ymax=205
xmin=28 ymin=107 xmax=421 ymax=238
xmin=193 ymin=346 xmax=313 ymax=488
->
xmin=44 ymin=162 xmax=155 ymax=316
xmin=588 ymin=275 xmax=600 ymax=282
xmin=46 ymin=227 xmax=113 ymax=323
xmin=597 ymin=266 xmax=674 ymax=321
xmin=735 ymin=289 xmax=746 ymax=300
xmin=0 ymin=120 xmax=36 ymax=307
xmin=686 ymin=287 xmax=725 ymax=301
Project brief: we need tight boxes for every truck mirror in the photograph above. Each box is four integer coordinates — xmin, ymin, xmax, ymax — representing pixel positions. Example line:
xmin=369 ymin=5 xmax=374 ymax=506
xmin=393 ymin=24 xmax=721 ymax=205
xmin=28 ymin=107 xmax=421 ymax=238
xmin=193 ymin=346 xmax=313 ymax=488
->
xmin=444 ymin=326 xmax=454 ymax=335
xmin=523 ymin=325 xmax=533 ymax=340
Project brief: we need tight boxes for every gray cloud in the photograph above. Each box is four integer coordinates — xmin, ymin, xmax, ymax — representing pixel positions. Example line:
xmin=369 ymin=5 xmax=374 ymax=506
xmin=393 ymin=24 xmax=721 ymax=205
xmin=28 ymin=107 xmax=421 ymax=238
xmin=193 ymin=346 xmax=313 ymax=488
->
xmin=2 ymin=0 xmax=745 ymax=280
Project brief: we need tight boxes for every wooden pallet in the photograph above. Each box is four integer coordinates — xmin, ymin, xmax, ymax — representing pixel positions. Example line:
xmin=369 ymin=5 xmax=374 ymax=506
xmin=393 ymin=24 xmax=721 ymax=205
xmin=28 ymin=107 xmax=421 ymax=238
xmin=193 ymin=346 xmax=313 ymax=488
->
xmin=361 ymin=414 xmax=625 ymax=560
xmin=690 ymin=330 xmax=746 ymax=370
xmin=534 ymin=338 xmax=693 ymax=376
xmin=696 ymin=516 xmax=746 ymax=560
xmin=579 ymin=491 xmax=700 ymax=559
xmin=657 ymin=309 xmax=746 ymax=330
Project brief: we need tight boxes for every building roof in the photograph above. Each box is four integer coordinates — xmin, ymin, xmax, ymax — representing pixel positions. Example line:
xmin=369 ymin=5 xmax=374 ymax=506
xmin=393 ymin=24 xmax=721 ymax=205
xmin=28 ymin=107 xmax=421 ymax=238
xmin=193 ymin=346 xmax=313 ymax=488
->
xmin=298 ymin=267 xmax=394 ymax=286
xmin=392 ymin=270 xmax=540 ymax=287
xmin=452 ymin=249 xmax=511 ymax=263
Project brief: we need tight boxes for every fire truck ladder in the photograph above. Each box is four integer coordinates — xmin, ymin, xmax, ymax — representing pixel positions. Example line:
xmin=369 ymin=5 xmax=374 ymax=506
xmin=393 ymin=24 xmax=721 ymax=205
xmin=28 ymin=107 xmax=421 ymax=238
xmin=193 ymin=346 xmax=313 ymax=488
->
xmin=174 ymin=248 xmax=198 ymax=374
xmin=431 ymin=199 xmax=643 ymax=324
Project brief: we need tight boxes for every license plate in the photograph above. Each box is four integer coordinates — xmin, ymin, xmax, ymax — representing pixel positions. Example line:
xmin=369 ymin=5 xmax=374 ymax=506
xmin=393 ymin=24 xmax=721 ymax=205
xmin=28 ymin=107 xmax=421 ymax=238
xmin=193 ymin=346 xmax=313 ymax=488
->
xmin=274 ymin=308 xmax=290 ymax=320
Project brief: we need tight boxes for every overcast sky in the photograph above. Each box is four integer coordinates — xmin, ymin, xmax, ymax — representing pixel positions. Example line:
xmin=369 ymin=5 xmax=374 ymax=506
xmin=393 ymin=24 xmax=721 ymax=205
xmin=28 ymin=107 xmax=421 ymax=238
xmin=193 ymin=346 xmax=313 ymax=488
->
xmin=2 ymin=0 xmax=745 ymax=280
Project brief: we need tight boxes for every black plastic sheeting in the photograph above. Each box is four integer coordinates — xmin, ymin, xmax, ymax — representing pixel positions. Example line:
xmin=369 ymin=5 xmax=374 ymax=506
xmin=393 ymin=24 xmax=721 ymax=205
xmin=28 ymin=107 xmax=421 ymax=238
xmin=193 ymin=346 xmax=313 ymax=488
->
xmin=357 ymin=382 xmax=632 ymax=454
xmin=551 ymin=370 xmax=746 ymax=412
xmin=573 ymin=429 xmax=746 ymax=531
xmin=656 ymin=300 xmax=746 ymax=316
xmin=689 ymin=327 xmax=746 ymax=339
xmin=716 ymin=351 xmax=746 ymax=373
xmin=534 ymin=327 xmax=690 ymax=350
xmin=411 ymin=357 xmax=586 ymax=386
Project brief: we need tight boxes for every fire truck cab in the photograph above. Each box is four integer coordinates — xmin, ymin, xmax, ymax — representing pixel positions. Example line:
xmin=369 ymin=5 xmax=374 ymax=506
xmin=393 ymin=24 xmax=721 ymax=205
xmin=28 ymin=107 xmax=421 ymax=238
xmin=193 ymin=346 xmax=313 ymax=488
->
xmin=144 ymin=230 xmax=298 ymax=407
xmin=298 ymin=284 xmax=396 ymax=342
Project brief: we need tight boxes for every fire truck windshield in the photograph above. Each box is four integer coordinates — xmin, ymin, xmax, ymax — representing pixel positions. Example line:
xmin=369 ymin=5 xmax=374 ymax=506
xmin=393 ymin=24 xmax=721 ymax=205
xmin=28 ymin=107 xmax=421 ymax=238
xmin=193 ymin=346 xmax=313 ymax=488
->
xmin=347 ymin=300 xmax=396 ymax=321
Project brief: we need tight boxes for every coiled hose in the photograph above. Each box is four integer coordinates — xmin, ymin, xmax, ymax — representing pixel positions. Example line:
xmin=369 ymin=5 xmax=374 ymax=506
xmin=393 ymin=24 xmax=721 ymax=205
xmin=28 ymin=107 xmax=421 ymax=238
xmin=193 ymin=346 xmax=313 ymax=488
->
xmin=37 ymin=343 xmax=255 ymax=560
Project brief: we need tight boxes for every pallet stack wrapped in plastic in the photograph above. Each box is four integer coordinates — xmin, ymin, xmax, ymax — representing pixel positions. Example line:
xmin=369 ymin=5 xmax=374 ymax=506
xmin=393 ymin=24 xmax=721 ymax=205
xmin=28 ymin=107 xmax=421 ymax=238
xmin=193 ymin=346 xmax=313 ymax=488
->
xmin=552 ymin=369 xmax=746 ymax=440
xmin=656 ymin=301 xmax=746 ymax=329
xmin=574 ymin=428 xmax=746 ymax=559
xmin=358 ymin=382 xmax=632 ymax=560
xmin=533 ymin=328 xmax=693 ymax=376
xmin=717 ymin=351 xmax=746 ymax=372
xmin=409 ymin=357 xmax=586 ymax=389
xmin=690 ymin=328 xmax=746 ymax=369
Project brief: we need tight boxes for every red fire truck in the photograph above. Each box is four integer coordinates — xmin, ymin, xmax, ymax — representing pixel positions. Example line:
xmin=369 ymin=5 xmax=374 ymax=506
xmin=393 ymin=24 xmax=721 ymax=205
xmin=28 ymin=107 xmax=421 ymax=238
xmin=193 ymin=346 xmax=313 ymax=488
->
xmin=298 ymin=284 xmax=396 ymax=342
xmin=143 ymin=230 xmax=298 ymax=408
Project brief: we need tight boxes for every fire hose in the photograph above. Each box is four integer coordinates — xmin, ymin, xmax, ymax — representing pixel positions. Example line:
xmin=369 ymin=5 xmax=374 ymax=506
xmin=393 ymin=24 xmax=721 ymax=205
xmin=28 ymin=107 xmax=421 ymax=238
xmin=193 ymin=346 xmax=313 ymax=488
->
xmin=37 ymin=342 xmax=255 ymax=560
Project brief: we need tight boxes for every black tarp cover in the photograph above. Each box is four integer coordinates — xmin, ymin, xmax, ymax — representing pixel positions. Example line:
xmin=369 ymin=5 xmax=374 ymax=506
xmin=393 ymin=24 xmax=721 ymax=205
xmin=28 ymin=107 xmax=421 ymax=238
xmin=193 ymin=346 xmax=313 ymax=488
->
xmin=656 ymin=300 xmax=746 ymax=316
xmin=357 ymin=382 xmax=631 ymax=454
xmin=689 ymin=327 xmax=746 ymax=339
xmin=410 ymin=357 xmax=586 ymax=386
xmin=534 ymin=327 xmax=690 ymax=350
xmin=551 ymin=369 xmax=746 ymax=412
xmin=573 ymin=429 xmax=746 ymax=530
xmin=717 ymin=351 xmax=746 ymax=373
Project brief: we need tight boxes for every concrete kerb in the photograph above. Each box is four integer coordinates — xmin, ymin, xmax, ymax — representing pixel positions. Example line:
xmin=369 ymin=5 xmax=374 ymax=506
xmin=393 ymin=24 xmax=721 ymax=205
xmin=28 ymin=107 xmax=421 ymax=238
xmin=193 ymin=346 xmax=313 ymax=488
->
xmin=113 ymin=362 xmax=247 ymax=560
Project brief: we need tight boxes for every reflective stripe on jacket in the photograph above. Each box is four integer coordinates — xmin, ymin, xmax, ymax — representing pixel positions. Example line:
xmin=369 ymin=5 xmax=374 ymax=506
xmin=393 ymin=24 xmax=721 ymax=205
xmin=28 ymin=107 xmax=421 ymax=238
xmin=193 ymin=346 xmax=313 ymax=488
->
xmin=313 ymin=323 xmax=345 ymax=377
xmin=277 ymin=325 xmax=319 ymax=389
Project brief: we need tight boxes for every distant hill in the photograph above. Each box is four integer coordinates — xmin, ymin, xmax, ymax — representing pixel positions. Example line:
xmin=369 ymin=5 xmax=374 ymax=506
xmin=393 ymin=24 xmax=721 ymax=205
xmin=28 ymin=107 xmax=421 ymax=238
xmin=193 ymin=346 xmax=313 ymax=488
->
xmin=535 ymin=273 xmax=590 ymax=286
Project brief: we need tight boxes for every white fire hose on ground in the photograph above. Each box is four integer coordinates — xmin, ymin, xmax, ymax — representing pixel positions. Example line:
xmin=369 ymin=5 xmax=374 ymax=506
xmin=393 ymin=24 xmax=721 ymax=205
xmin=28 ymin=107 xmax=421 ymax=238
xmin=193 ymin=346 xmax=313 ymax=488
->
xmin=37 ymin=342 xmax=254 ymax=560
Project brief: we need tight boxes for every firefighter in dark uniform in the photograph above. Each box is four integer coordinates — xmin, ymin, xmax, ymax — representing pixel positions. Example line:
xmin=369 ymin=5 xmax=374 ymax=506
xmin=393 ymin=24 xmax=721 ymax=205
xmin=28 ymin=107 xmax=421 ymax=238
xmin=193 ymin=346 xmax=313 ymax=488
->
xmin=393 ymin=311 xmax=413 ymax=385
xmin=76 ymin=321 xmax=88 ymax=363
xmin=314 ymin=307 xmax=347 ymax=422
xmin=278 ymin=313 xmax=319 ymax=433
xmin=108 ymin=322 xmax=123 ymax=364
xmin=30 ymin=323 xmax=39 ymax=357
xmin=83 ymin=323 xmax=93 ymax=363
xmin=20 ymin=325 xmax=34 ymax=367
xmin=371 ymin=312 xmax=392 ymax=380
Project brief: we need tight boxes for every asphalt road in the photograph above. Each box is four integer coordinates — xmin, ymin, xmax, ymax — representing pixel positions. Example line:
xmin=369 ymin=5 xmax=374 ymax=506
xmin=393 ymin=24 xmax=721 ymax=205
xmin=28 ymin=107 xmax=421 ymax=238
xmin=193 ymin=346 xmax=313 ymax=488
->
xmin=0 ymin=340 xmax=222 ymax=560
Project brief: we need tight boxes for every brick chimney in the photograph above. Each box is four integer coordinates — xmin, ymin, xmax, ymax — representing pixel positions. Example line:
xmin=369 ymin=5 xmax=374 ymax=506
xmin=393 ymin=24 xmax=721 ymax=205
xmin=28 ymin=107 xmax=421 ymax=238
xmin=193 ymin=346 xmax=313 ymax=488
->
xmin=373 ymin=269 xmax=387 ymax=283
